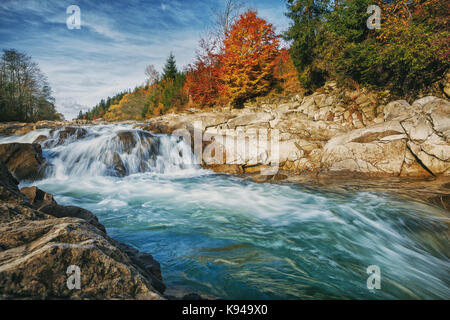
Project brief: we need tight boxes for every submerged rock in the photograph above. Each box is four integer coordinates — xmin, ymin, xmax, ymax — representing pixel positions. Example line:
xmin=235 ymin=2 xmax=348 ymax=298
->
xmin=0 ymin=143 xmax=48 ymax=180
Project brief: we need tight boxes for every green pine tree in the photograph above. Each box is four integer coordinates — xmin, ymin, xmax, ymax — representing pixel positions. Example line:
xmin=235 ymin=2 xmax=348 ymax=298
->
xmin=162 ymin=53 xmax=178 ymax=80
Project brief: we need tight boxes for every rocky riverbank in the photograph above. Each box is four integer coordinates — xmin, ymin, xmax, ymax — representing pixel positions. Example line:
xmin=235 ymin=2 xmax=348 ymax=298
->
xmin=0 ymin=83 xmax=449 ymax=299
xmin=1 ymin=83 xmax=448 ymax=179
xmin=136 ymin=83 xmax=450 ymax=178
xmin=0 ymin=159 xmax=165 ymax=299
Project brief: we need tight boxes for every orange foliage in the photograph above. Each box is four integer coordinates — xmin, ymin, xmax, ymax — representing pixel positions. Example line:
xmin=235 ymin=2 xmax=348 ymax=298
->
xmin=218 ymin=10 xmax=279 ymax=106
xmin=184 ymin=38 xmax=221 ymax=107
xmin=272 ymin=49 xmax=302 ymax=94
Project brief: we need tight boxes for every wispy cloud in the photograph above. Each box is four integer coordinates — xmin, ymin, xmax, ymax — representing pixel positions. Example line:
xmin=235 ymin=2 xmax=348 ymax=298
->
xmin=0 ymin=0 xmax=289 ymax=120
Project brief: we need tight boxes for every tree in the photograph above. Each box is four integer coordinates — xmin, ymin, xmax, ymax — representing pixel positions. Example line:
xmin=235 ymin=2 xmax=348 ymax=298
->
xmin=212 ymin=0 xmax=244 ymax=43
xmin=185 ymin=38 xmax=221 ymax=107
xmin=0 ymin=49 xmax=59 ymax=122
xmin=144 ymin=64 xmax=160 ymax=86
xmin=272 ymin=48 xmax=302 ymax=94
xmin=162 ymin=53 xmax=178 ymax=80
xmin=284 ymin=0 xmax=330 ymax=89
xmin=218 ymin=10 xmax=280 ymax=107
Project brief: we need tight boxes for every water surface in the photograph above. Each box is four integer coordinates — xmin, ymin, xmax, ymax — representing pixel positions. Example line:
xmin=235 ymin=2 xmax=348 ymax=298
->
xmin=3 ymin=125 xmax=448 ymax=299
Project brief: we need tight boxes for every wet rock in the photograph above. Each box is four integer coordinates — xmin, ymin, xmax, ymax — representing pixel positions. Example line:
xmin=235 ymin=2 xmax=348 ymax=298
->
xmin=115 ymin=130 xmax=159 ymax=154
xmin=119 ymin=243 xmax=165 ymax=294
xmin=44 ymin=126 xmax=88 ymax=147
xmin=33 ymin=135 xmax=48 ymax=144
xmin=20 ymin=186 xmax=106 ymax=233
xmin=112 ymin=152 xmax=126 ymax=177
xmin=428 ymin=194 xmax=450 ymax=211
xmin=204 ymin=164 xmax=244 ymax=174
xmin=0 ymin=143 xmax=48 ymax=181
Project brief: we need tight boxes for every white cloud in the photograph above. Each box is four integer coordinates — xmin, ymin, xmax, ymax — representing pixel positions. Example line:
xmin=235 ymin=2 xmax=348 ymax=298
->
xmin=1 ymin=0 xmax=290 ymax=120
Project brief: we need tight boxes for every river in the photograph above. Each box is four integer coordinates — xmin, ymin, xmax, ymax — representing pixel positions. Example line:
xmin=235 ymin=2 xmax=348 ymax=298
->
xmin=2 ymin=124 xmax=449 ymax=299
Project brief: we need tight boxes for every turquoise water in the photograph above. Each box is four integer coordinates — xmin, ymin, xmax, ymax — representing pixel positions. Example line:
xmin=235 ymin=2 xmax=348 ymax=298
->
xmin=9 ymin=125 xmax=450 ymax=299
xmin=33 ymin=172 xmax=449 ymax=299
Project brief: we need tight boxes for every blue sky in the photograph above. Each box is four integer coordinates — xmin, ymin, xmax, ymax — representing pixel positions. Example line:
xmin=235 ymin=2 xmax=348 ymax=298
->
xmin=0 ymin=0 xmax=290 ymax=119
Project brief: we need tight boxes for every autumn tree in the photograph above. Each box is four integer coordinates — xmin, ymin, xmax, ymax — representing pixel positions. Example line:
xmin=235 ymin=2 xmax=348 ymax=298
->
xmin=272 ymin=48 xmax=302 ymax=94
xmin=185 ymin=38 xmax=221 ymax=107
xmin=219 ymin=10 xmax=279 ymax=107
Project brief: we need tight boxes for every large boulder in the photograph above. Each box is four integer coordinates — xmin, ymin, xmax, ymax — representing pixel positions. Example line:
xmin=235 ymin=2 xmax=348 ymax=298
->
xmin=0 ymin=215 xmax=164 ymax=299
xmin=402 ymin=97 xmax=450 ymax=175
xmin=321 ymin=121 xmax=411 ymax=176
xmin=0 ymin=143 xmax=48 ymax=181
xmin=321 ymin=97 xmax=450 ymax=177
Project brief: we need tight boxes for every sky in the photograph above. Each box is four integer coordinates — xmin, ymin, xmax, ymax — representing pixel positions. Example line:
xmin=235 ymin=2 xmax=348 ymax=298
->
xmin=0 ymin=0 xmax=291 ymax=120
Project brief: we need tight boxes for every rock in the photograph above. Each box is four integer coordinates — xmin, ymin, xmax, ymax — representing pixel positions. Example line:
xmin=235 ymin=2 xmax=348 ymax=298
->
xmin=20 ymin=186 xmax=106 ymax=233
xmin=400 ymin=98 xmax=450 ymax=175
xmin=204 ymin=164 xmax=244 ymax=174
xmin=243 ymin=164 xmax=271 ymax=174
xmin=20 ymin=186 xmax=56 ymax=208
xmin=321 ymin=96 xmax=450 ymax=177
xmin=0 ymin=166 xmax=164 ymax=300
xmin=321 ymin=121 xmax=410 ymax=176
xmin=44 ymin=127 xmax=88 ymax=147
xmin=0 ymin=160 xmax=26 ymax=202
xmin=119 ymin=243 xmax=165 ymax=294
xmin=33 ymin=135 xmax=48 ymax=144
xmin=227 ymin=112 xmax=273 ymax=129
xmin=115 ymin=130 xmax=159 ymax=154
xmin=111 ymin=152 xmax=126 ymax=177
xmin=0 ymin=143 xmax=48 ymax=181
xmin=383 ymin=100 xmax=418 ymax=121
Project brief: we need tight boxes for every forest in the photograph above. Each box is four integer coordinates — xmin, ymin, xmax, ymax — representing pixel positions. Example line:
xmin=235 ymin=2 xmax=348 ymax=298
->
xmin=0 ymin=49 xmax=61 ymax=122
xmin=75 ymin=0 xmax=449 ymax=121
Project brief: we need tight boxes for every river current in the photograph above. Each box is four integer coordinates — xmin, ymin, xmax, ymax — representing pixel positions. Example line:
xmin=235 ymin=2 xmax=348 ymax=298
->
xmin=1 ymin=124 xmax=449 ymax=299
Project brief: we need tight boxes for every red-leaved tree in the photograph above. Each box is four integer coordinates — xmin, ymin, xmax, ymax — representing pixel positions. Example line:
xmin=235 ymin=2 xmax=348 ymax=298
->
xmin=185 ymin=38 xmax=221 ymax=107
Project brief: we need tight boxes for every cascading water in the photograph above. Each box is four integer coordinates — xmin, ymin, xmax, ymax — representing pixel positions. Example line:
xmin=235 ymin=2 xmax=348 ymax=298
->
xmin=41 ymin=125 xmax=197 ymax=178
xmin=2 ymin=125 xmax=449 ymax=299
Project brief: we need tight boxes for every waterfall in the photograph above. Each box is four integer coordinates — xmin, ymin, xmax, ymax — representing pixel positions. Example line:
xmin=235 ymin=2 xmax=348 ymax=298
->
xmin=39 ymin=125 xmax=197 ymax=178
